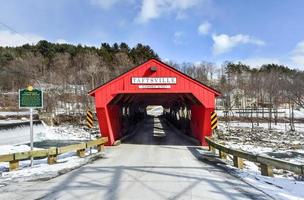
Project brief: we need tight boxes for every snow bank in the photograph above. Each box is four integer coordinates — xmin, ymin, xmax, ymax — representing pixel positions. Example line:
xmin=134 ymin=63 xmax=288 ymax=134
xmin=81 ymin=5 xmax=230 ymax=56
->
xmin=43 ymin=125 xmax=91 ymax=141
xmin=0 ymin=111 xmax=38 ymax=117
xmin=0 ymin=145 xmax=32 ymax=155
xmin=0 ymin=149 xmax=102 ymax=187
xmin=215 ymin=120 xmax=304 ymax=199
xmin=0 ymin=123 xmax=91 ymax=146
xmin=225 ymin=163 xmax=304 ymax=200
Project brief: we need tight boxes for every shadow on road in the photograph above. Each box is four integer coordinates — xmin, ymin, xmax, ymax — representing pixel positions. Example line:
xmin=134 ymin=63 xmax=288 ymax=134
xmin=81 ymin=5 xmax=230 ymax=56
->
xmin=30 ymin=163 xmax=269 ymax=200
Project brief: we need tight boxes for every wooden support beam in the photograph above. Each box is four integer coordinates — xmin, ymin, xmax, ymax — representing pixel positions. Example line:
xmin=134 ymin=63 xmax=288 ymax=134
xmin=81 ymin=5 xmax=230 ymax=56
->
xmin=77 ymin=149 xmax=86 ymax=158
xmin=97 ymin=145 xmax=104 ymax=152
xmin=86 ymin=138 xmax=107 ymax=148
xmin=260 ymin=163 xmax=273 ymax=177
xmin=9 ymin=160 xmax=19 ymax=171
xmin=210 ymin=146 xmax=216 ymax=154
xmin=47 ymin=155 xmax=57 ymax=165
xmin=57 ymin=143 xmax=86 ymax=154
xmin=0 ymin=154 xmax=14 ymax=162
xmin=219 ymin=150 xmax=227 ymax=159
xmin=233 ymin=156 xmax=244 ymax=169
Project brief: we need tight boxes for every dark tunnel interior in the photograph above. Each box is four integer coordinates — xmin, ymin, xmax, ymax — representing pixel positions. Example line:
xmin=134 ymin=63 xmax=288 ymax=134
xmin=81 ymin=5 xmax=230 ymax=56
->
xmin=108 ymin=93 xmax=202 ymax=140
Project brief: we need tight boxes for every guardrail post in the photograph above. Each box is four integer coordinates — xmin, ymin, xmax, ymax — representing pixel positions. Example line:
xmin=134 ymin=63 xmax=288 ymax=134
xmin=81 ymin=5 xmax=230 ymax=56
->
xmin=209 ymin=146 xmax=216 ymax=154
xmin=260 ymin=163 xmax=273 ymax=177
xmin=47 ymin=155 xmax=57 ymax=165
xmin=97 ymin=144 xmax=104 ymax=152
xmin=9 ymin=160 xmax=19 ymax=171
xmin=47 ymin=147 xmax=57 ymax=165
xmin=233 ymin=156 xmax=244 ymax=169
xmin=219 ymin=150 xmax=227 ymax=159
xmin=77 ymin=149 xmax=86 ymax=158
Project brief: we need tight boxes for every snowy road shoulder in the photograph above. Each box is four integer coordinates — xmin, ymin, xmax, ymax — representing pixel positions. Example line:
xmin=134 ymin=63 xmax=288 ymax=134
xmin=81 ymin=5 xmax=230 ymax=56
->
xmin=200 ymin=148 xmax=304 ymax=200
xmin=0 ymin=123 xmax=104 ymax=187
xmin=0 ymin=149 xmax=105 ymax=187
xmin=226 ymin=163 xmax=304 ymax=200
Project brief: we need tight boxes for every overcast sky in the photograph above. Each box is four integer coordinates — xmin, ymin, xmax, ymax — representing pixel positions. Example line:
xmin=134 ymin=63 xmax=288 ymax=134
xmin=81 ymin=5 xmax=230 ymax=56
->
xmin=0 ymin=0 xmax=304 ymax=69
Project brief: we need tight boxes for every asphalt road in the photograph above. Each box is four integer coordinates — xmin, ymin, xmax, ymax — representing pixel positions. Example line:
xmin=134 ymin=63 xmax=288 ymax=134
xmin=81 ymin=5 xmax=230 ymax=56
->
xmin=0 ymin=117 xmax=271 ymax=200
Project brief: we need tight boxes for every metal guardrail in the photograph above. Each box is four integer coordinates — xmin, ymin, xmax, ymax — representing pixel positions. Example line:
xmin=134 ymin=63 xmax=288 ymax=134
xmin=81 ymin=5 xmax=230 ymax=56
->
xmin=205 ymin=137 xmax=304 ymax=176
xmin=0 ymin=137 xmax=108 ymax=171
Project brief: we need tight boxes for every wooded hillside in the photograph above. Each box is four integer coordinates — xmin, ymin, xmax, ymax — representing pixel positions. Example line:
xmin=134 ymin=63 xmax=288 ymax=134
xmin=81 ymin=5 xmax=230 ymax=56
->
xmin=0 ymin=40 xmax=303 ymax=114
xmin=0 ymin=41 xmax=159 ymax=92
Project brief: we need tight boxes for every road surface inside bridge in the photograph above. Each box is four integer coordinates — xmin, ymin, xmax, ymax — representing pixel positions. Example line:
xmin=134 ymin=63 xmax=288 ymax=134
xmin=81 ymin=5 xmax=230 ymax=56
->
xmin=0 ymin=117 xmax=270 ymax=200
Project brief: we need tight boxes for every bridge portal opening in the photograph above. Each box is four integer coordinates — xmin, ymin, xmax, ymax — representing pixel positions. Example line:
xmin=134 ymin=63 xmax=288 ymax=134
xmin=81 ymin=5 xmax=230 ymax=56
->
xmin=108 ymin=93 xmax=202 ymax=143
xmin=89 ymin=59 xmax=220 ymax=146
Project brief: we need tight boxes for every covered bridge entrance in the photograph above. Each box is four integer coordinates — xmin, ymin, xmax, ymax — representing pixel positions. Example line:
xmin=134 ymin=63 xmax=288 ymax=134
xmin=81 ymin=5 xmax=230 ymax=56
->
xmin=89 ymin=59 xmax=220 ymax=146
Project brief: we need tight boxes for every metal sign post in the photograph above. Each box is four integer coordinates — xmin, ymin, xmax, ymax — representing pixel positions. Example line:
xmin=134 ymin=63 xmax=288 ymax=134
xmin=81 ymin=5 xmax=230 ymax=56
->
xmin=30 ymin=108 xmax=34 ymax=167
xmin=19 ymin=86 xmax=43 ymax=167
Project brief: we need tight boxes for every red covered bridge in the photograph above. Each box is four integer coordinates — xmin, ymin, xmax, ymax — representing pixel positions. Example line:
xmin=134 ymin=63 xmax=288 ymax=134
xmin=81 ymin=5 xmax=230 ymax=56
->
xmin=89 ymin=59 xmax=220 ymax=146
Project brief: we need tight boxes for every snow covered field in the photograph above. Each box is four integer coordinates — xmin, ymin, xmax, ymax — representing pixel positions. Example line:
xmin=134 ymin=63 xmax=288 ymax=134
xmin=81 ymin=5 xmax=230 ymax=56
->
xmin=217 ymin=121 xmax=304 ymax=153
xmin=217 ymin=108 xmax=304 ymax=119
xmin=215 ymin=120 xmax=304 ymax=199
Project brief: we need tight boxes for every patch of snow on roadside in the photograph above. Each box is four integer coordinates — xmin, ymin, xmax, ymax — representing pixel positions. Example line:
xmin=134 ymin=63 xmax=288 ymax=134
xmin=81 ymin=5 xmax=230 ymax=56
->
xmin=225 ymin=143 xmax=273 ymax=155
xmin=226 ymin=164 xmax=304 ymax=200
xmin=42 ymin=125 xmax=91 ymax=141
xmin=0 ymin=149 xmax=100 ymax=186
xmin=0 ymin=144 xmax=31 ymax=155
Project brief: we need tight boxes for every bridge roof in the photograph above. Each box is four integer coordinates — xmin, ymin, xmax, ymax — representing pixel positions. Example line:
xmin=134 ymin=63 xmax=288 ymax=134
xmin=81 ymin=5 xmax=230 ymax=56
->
xmin=88 ymin=59 xmax=221 ymax=97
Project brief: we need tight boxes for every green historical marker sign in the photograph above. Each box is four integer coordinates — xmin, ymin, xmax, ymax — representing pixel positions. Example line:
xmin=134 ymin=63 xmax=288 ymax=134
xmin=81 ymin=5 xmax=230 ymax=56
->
xmin=19 ymin=86 xmax=43 ymax=167
xmin=19 ymin=86 xmax=43 ymax=108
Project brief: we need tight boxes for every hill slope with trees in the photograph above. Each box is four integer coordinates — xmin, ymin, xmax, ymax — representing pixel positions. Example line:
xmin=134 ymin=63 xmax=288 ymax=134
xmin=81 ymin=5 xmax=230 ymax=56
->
xmin=0 ymin=40 xmax=303 ymax=114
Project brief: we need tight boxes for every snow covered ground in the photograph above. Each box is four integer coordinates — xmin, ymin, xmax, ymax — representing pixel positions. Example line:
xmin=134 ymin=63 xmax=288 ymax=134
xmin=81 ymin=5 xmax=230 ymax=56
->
xmin=0 ymin=119 xmax=28 ymax=124
xmin=217 ymin=108 xmax=304 ymax=119
xmin=0 ymin=111 xmax=38 ymax=117
xmin=215 ymin=120 xmax=304 ymax=199
xmin=217 ymin=121 xmax=304 ymax=152
xmin=0 ymin=122 xmax=91 ymax=146
xmin=222 ymin=121 xmax=304 ymax=132
xmin=0 ymin=149 xmax=104 ymax=187
xmin=0 ymin=121 xmax=100 ymax=186
xmin=223 ymin=161 xmax=304 ymax=200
